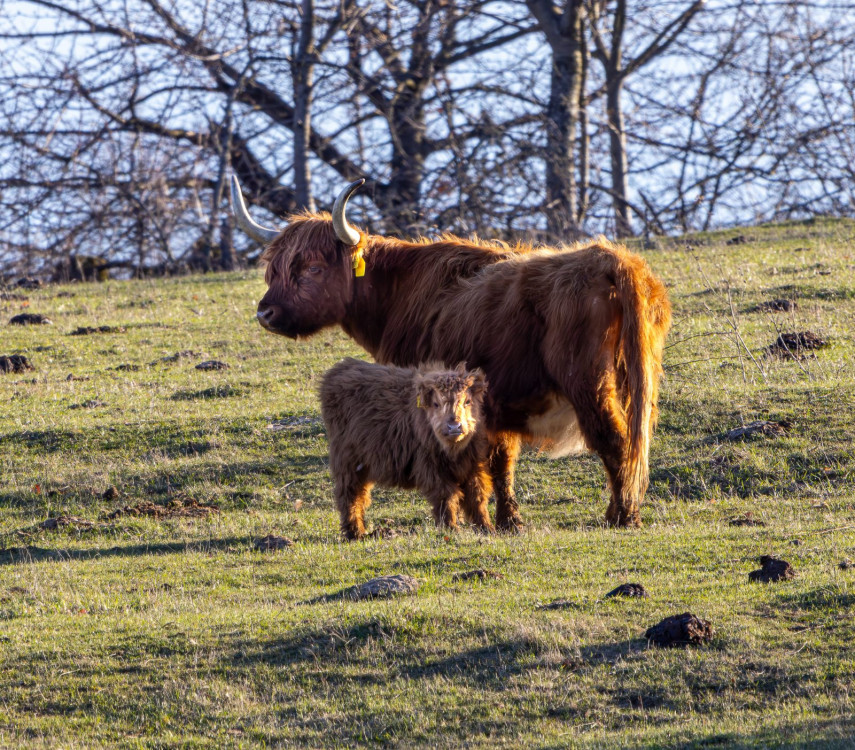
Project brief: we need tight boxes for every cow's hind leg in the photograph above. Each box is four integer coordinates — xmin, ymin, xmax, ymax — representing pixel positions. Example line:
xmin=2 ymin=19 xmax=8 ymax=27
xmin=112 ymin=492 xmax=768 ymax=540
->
xmin=334 ymin=471 xmax=373 ymax=540
xmin=569 ymin=375 xmax=639 ymax=528
xmin=460 ymin=467 xmax=494 ymax=534
xmin=488 ymin=432 xmax=524 ymax=533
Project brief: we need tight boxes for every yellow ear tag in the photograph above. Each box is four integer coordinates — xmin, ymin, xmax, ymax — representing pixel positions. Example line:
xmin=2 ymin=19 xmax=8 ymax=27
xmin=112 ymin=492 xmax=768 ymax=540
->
xmin=352 ymin=253 xmax=366 ymax=277
xmin=416 ymin=394 xmax=422 ymax=408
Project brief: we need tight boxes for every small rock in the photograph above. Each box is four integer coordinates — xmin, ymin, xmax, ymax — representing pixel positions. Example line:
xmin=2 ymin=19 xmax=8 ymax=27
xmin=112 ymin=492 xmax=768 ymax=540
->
xmin=9 ymin=313 xmax=52 ymax=325
xmin=0 ymin=355 xmax=34 ymax=373
xmin=722 ymin=420 xmax=792 ymax=441
xmin=195 ymin=360 xmax=229 ymax=371
xmin=645 ymin=612 xmax=713 ymax=647
xmin=254 ymin=535 xmax=294 ymax=551
xmin=604 ymin=582 xmax=648 ymax=599
xmin=749 ymin=555 xmax=795 ymax=583
xmin=343 ymin=574 xmax=419 ymax=601
xmin=103 ymin=486 xmax=120 ymax=501
xmin=452 ymin=569 xmax=504 ymax=582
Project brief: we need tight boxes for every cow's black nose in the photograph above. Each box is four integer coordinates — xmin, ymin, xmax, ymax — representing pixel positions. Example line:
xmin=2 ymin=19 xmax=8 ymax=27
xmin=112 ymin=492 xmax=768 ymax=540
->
xmin=257 ymin=304 xmax=283 ymax=329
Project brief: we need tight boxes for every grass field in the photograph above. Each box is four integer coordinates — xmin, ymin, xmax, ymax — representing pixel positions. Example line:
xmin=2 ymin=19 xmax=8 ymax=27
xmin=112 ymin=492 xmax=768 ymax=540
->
xmin=1 ymin=219 xmax=854 ymax=748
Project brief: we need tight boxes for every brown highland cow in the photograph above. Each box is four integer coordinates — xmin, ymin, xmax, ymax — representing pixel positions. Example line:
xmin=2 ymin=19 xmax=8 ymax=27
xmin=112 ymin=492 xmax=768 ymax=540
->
xmin=320 ymin=358 xmax=492 ymax=540
xmin=232 ymin=177 xmax=671 ymax=529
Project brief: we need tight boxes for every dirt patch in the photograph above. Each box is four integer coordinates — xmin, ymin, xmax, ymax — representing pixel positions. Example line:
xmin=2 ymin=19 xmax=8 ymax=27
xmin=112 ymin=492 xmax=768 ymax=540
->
xmin=767 ymin=331 xmax=829 ymax=359
xmin=112 ymin=364 xmax=141 ymax=372
xmin=102 ymin=496 xmax=219 ymax=520
xmin=645 ymin=612 xmax=713 ymax=647
xmin=725 ymin=235 xmax=752 ymax=245
xmin=728 ymin=513 xmax=766 ymax=527
xmin=748 ymin=299 xmax=797 ymax=313
xmin=69 ymin=325 xmax=126 ymax=336
xmin=0 ymin=291 xmax=29 ymax=301
xmin=839 ymin=559 xmax=853 ymax=571
xmin=0 ymin=355 xmax=34 ymax=373
xmin=170 ymin=385 xmax=240 ymax=400
xmin=749 ymin=556 xmax=795 ymax=583
xmin=266 ymin=416 xmax=324 ymax=432
xmin=39 ymin=515 xmax=106 ymax=531
xmin=152 ymin=350 xmax=204 ymax=365
xmin=70 ymin=400 xmax=106 ymax=409
xmin=254 ymin=535 xmax=294 ymax=551
xmin=14 ymin=278 xmax=43 ymax=289
xmin=721 ymin=420 xmax=792 ymax=441
xmin=103 ymin=486 xmax=121 ymax=501
xmin=452 ymin=569 xmax=504 ymax=582
xmin=536 ymin=599 xmax=581 ymax=611
xmin=604 ymin=582 xmax=648 ymax=599
xmin=195 ymin=360 xmax=229 ymax=371
xmin=9 ymin=313 xmax=52 ymax=325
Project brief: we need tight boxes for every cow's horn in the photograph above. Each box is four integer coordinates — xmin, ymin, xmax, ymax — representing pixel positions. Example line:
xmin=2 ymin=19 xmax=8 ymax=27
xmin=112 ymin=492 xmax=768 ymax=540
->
xmin=229 ymin=175 xmax=280 ymax=245
xmin=332 ymin=178 xmax=365 ymax=246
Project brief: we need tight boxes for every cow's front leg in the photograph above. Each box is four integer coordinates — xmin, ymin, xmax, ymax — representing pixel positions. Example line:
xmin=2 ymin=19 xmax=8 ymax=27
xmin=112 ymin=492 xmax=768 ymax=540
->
xmin=488 ymin=432 xmax=524 ymax=533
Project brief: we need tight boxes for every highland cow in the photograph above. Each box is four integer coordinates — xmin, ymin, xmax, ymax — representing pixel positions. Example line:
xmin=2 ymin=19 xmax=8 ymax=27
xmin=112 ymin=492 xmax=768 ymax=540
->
xmin=320 ymin=358 xmax=492 ymax=540
xmin=232 ymin=177 xmax=671 ymax=529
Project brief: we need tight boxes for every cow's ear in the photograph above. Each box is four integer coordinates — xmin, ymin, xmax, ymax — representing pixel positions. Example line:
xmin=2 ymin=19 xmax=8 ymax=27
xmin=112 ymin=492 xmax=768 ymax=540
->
xmin=469 ymin=369 xmax=487 ymax=396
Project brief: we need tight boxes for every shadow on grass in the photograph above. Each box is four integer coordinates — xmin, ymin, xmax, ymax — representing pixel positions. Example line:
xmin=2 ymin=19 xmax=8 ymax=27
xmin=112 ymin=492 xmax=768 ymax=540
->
xmin=0 ymin=536 xmax=260 ymax=565
xmin=232 ymin=620 xmax=539 ymax=687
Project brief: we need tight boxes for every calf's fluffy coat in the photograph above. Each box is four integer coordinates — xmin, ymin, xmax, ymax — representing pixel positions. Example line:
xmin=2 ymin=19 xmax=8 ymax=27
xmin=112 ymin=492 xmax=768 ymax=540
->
xmin=321 ymin=358 xmax=492 ymax=540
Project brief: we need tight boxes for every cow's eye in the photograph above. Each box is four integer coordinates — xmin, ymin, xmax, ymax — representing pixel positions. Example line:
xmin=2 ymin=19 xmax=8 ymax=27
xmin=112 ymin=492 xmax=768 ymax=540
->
xmin=464 ymin=396 xmax=472 ymax=406
xmin=307 ymin=265 xmax=323 ymax=275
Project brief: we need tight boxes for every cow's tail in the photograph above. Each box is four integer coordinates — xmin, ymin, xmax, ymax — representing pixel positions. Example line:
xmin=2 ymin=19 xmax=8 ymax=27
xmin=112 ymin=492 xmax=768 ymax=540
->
xmin=612 ymin=250 xmax=671 ymax=511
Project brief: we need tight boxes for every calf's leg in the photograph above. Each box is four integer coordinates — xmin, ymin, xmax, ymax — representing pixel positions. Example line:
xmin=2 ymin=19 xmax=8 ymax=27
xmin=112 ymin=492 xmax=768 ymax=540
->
xmin=334 ymin=471 xmax=374 ymax=540
xmin=460 ymin=468 xmax=494 ymax=533
xmin=425 ymin=484 xmax=462 ymax=531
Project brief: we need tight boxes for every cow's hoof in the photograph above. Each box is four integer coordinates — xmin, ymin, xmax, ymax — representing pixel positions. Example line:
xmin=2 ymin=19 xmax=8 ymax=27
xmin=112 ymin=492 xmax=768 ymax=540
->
xmin=496 ymin=514 xmax=524 ymax=534
xmin=605 ymin=511 xmax=642 ymax=529
xmin=341 ymin=528 xmax=366 ymax=541
xmin=472 ymin=522 xmax=496 ymax=535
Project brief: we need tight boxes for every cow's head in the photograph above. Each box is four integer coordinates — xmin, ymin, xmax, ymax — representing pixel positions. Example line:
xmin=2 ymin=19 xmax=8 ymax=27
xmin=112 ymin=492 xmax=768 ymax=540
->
xmin=230 ymin=177 xmax=365 ymax=338
xmin=416 ymin=365 xmax=488 ymax=451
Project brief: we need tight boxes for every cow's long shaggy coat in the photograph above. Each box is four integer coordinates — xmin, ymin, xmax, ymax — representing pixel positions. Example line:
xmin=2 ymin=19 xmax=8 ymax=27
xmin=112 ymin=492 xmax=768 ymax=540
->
xmin=320 ymin=358 xmax=492 ymax=540
xmin=259 ymin=216 xmax=671 ymax=528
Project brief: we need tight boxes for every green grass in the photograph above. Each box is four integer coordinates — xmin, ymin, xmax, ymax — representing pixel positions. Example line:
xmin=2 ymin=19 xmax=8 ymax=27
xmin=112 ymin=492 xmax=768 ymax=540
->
xmin=1 ymin=218 xmax=854 ymax=748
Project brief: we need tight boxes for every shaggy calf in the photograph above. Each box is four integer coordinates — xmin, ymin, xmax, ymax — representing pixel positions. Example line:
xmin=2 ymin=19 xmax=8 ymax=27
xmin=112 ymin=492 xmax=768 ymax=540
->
xmin=320 ymin=358 xmax=492 ymax=540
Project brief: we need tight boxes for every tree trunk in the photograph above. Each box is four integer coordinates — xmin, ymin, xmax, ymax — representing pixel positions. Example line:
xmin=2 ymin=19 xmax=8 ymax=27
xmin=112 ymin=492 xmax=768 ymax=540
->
xmin=606 ymin=78 xmax=632 ymax=236
xmin=292 ymin=0 xmax=317 ymax=212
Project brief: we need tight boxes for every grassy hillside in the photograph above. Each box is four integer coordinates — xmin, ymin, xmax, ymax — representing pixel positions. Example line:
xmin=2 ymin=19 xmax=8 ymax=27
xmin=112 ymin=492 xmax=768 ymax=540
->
xmin=1 ymin=219 xmax=854 ymax=748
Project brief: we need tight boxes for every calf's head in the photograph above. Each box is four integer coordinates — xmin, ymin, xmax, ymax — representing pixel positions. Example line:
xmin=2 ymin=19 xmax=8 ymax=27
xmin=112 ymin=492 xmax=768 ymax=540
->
xmin=230 ymin=177 xmax=365 ymax=338
xmin=416 ymin=366 xmax=487 ymax=451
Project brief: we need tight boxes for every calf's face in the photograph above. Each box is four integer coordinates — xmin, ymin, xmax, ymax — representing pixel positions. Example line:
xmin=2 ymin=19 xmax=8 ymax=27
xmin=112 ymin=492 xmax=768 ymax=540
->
xmin=417 ymin=368 xmax=487 ymax=450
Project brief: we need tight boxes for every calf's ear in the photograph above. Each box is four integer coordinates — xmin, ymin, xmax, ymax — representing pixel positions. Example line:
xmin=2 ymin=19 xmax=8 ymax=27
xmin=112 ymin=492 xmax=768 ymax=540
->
xmin=415 ymin=379 xmax=436 ymax=409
